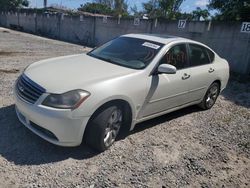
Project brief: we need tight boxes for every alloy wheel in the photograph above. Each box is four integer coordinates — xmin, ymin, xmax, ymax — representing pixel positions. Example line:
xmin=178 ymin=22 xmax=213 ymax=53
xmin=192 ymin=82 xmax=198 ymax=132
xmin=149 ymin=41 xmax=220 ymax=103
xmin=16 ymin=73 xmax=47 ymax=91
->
xmin=103 ymin=108 xmax=122 ymax=147
xmin=206 ymin=85 xmax=219 ymax=108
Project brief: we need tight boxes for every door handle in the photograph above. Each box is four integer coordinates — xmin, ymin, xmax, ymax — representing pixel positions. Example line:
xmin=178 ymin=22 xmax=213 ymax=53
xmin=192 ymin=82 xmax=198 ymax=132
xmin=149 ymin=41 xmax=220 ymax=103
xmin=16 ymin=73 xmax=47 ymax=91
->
xmin=208 ymin=68 xmax=215 ymax=73
xmin=182 ymin=73 xmax=190 ymax=80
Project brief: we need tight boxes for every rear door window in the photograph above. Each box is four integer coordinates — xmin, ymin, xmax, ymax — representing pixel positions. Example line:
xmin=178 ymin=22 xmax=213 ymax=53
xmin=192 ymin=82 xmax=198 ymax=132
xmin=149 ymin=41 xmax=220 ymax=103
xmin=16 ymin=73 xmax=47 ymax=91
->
xmin=188 ymin=44 xmax=211 ymax=67
xmin=206 ymin=48 xmax=215 ymax=62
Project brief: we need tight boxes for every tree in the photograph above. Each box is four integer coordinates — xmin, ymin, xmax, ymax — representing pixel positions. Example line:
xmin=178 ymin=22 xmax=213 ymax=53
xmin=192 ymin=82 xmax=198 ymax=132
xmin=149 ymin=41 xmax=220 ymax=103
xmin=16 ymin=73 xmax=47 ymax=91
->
xmin=44 ymin=0 xmax=47 ymax=8
xmin=78 ymin=3 xmax=110 ymax=15
xmin=50 ymin=3 xmax=68 ymax=10
xmin=192 ymin=7 xmax=210 ymax=21
xmin=142 ymin=0 xmax=161 ymax=18
xmin=159 ymin=0 xmax=184 ymax=17
xmin=0 ymin=0 xmax=29 ymax=10
xmin=208 ymin=0 xmax=250 ymax=21
xmin=94 ymin=0 xmax=114 ymax=8
xmin=78 ymin=3 xmax=113 ymax=15
xmin=142 ymin=0 xmax=185 ymax=19
xmin=174 ymin=12 xmax=192 ymax=20
xmin=79 ymin=0 xmax=128 ymax=17
xmin=113 ymin=0 xmax=128 ymax=17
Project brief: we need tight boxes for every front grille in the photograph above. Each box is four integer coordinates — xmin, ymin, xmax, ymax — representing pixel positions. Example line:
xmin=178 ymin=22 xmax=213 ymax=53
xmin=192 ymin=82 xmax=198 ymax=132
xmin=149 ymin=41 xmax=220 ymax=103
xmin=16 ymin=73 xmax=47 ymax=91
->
xmin=16 ymin=74 xmax=46 ymax=104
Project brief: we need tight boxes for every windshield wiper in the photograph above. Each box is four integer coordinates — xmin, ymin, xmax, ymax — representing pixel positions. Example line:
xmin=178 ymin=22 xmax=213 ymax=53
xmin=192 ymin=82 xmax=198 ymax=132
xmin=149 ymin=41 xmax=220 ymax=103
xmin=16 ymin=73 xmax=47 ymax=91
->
xmin=88 ymin=53 xmax=118 ymax=65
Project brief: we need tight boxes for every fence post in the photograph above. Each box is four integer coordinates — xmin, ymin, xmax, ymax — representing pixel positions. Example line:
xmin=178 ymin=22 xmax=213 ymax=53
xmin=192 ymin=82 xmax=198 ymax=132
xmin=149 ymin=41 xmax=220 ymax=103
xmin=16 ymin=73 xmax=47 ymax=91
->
xmin=34 ymin=12 xmax=37 ymax=33
xmin=17 ymin=9 xmax=20 ymax=27
xmin=58 ymin=13 xmax=61 ymax=40
xmin=149 ymin=19 xmax=153 ymax=33
xmin=246 ymin=35 xmax=250 ymax=75
xmin=92 ymin=16 xmax=96 ymax=47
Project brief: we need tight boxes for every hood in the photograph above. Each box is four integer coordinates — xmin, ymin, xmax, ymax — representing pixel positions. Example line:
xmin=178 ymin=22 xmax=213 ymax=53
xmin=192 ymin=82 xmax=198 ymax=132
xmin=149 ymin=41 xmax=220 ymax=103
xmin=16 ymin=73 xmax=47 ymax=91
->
xmin=25 ymin=54 xmax=136 ymax=93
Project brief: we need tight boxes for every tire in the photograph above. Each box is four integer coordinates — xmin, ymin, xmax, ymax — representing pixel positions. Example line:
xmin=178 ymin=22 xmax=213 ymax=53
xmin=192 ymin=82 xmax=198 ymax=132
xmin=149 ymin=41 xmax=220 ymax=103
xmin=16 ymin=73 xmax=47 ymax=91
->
xmin=198 ymin=82 xmax=220 ymax=110
xmin=84 ymin=105 xmax=123 ymax=152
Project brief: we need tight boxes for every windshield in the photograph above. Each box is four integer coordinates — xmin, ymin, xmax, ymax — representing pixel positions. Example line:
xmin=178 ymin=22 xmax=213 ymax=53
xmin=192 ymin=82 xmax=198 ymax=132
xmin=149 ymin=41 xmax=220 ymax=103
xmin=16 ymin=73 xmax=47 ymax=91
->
xmin=88 ymin=37 xmax=164 ymax=69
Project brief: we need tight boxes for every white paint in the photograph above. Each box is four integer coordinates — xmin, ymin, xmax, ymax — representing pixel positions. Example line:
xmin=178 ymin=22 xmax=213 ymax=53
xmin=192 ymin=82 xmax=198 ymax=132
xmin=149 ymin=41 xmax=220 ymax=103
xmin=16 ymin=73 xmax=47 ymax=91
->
xmin=241 ymin=22 xmax=250 ymax=33
xmin=103 ymin=16 xmax=107 ymax=23
xmin=134 ymin=18 xmax=140 ymax=26
xmin=118 ymin=15 xmax=121 ymax=24
xmin=154 ymin=18 xmax=158 ymax=28
xmin=207 ymin=20 xmax=212 ymax=31
xmin=142 ymin=42 xmax=160 ymax=49
xmin=80 ymin=15 xmax=83 ymax=22
xmin=178 ymin=20 xmax=186 ymax=29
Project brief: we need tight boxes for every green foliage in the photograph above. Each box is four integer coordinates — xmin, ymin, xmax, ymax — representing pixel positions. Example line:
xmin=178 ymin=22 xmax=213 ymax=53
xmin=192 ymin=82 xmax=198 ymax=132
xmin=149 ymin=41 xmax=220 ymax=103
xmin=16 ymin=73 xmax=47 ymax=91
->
xmin=0 ymin=0 xmax=29 ymax=10
xmin=174 ymin=12 xmax=192 ymax=20
xmin=142 ymin=0 xmax=160 ymax=18
xmin=78 ymin=0 xmax=128 ymax=17
xmin=192 ymin=7 xmax=210 ymax=21
xmin=78 ymin=3 xmax=113 ymax=15
xmin=94 ymin=0 xmax=129 ymax=16
xmin=113 ymin=0 xmax=129 ymax=17
xmin=142 ymin=0 xmax=185 ymax=19
xmin=208 ymin=0 xmax=250 ymax=21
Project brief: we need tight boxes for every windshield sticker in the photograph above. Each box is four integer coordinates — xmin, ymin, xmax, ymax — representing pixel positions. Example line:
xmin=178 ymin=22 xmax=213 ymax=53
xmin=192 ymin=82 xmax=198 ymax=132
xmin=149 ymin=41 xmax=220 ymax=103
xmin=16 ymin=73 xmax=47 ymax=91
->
xmin=142 ymin=42 xmax=160 ymax=49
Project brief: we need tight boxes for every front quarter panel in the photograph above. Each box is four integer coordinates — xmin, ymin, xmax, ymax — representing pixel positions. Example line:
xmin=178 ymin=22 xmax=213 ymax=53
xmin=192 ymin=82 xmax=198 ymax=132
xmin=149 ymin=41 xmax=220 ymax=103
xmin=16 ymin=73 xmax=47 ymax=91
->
xmin=72 ymin=71 xmax=150 ymax=122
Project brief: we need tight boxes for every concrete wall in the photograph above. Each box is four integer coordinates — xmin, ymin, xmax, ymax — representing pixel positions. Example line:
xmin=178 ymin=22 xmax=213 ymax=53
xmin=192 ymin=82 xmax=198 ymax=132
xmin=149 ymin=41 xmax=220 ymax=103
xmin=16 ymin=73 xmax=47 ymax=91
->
xmin=0 ymin=11 xmax=249 ymax=75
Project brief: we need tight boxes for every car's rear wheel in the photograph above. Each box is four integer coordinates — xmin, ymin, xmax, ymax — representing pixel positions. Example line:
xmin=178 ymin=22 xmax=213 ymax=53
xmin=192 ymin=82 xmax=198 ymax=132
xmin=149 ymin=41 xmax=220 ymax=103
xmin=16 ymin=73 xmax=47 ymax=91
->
xmin=199 ymin=82 xmax=220 ymax=110
xmin=85 ymin=105 xmax=123 ymax=152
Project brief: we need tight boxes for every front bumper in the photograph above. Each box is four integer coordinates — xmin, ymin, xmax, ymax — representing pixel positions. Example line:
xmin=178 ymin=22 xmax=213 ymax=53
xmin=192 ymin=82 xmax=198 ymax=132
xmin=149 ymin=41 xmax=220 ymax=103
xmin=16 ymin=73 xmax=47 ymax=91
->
xmin=14 ymin=90 xmax=90 ymax=147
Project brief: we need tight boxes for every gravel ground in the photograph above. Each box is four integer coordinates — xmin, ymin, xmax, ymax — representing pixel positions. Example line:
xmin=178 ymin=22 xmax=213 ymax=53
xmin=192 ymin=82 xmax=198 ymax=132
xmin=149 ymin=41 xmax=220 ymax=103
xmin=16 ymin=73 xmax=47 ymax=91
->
xmin=0 ymin=27 xmax=249 ymax=188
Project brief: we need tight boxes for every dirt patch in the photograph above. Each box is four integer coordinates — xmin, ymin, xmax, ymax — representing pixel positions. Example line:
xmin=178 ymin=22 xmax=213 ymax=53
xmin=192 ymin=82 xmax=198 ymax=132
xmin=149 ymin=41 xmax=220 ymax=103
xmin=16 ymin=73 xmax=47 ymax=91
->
xmin=0 ymin=68 xmax=19 ymax=74
xmin=0 ymin=51 xmax=25 ymax=56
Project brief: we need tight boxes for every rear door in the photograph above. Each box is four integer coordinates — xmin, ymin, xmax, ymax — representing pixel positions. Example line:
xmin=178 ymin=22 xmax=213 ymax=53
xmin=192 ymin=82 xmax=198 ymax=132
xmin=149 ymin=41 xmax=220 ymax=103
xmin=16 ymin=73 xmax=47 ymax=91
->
xmin=186 ymin=43 xmax=216 ymax=102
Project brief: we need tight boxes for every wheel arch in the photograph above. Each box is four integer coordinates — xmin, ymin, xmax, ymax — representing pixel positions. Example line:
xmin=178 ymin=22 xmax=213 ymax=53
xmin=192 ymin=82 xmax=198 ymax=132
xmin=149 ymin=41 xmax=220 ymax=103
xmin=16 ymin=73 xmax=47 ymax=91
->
xmin=84 ymin=97 xmax=135 ymax=137
xmin=212 ymin=79 xmax=221 ymax=91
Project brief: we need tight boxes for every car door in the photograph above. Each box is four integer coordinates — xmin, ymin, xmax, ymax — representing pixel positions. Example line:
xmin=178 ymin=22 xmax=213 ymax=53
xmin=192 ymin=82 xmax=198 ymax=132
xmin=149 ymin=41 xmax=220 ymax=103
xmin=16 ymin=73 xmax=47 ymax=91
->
xmin=140 ymin=43 xmax=191 ymax=118
xmin=186 ymin=43 xmax=217 ymax=103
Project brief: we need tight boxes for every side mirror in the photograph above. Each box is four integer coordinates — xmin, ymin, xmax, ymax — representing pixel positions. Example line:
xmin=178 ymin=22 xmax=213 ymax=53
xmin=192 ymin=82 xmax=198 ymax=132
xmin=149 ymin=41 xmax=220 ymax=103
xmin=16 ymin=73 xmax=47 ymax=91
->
xmin=157 ymin=64 xmax=177 ymax=74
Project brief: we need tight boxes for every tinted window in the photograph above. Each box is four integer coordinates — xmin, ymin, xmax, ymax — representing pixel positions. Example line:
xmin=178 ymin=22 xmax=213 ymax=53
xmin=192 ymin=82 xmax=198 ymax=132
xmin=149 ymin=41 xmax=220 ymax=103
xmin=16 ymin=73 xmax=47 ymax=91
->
xmin=88 ymin=37 xmax=164 ymax=69
xmin=188 ymin=44 xmax=210 ymax=66
xmin=206 ymin=48 xmax=215 ymax=62
xmin=160 ymin=44 xmax=187 ymax=70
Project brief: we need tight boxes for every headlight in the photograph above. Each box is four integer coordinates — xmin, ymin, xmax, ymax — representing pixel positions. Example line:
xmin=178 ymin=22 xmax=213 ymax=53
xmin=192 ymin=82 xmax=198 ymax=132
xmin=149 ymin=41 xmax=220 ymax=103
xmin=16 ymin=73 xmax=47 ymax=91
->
xmin=42 ymin=89 xmax=90 ymax=109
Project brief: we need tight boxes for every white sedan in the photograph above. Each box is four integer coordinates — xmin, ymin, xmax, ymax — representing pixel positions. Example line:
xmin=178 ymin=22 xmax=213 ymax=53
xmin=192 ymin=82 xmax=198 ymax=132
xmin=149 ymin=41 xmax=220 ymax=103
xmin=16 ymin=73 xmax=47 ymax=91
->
xmin=14 ymin=34 xmax=229 ymax=151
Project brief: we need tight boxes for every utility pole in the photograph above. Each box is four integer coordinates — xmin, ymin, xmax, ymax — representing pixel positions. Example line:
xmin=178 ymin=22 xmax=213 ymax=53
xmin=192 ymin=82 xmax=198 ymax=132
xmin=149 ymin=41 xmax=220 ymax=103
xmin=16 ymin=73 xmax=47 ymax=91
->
xmin=44 ymin=0 xmax=47 ymax=8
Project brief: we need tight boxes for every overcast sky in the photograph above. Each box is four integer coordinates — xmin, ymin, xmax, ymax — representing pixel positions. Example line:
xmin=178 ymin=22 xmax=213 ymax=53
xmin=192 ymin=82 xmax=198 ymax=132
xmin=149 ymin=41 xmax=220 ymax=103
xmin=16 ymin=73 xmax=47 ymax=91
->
xmin=29 ymin=0 xmax=210 ymax=13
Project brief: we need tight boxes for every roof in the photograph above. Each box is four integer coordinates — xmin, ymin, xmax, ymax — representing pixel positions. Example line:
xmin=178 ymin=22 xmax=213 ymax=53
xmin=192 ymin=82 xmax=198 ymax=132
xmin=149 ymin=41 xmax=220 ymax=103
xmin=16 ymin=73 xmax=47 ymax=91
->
xmin=123 ymin=33 xmax=193 ymax=45
xmin=122 ymin=33 xmax=215 ymax=52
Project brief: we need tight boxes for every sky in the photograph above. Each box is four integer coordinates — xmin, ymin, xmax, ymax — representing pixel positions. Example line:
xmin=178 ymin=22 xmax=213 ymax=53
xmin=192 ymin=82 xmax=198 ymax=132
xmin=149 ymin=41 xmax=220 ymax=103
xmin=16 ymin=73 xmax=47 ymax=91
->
xmin=29 ymin=0 xmax=210 ymax=13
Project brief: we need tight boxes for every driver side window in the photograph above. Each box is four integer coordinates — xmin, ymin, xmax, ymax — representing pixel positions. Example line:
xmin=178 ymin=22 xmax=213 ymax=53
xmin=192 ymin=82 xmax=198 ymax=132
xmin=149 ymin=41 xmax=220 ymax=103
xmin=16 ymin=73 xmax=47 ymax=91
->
xmin=160 ymin=44 xmax=188 ymax=70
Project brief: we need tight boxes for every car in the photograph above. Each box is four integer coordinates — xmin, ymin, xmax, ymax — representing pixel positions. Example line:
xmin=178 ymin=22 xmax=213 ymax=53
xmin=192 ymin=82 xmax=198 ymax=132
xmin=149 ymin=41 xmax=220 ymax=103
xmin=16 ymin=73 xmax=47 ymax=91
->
xmin=14 ymin=34 xmax=229 ymax=151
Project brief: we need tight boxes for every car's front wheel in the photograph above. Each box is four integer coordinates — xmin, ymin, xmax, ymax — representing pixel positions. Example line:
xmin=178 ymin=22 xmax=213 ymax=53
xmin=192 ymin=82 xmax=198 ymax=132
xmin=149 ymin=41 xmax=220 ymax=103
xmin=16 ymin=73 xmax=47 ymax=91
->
xmin=199 ymin=82 xmax=220 ymax=110
xmin=85 ymin=105 xmax=123 ymax=151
